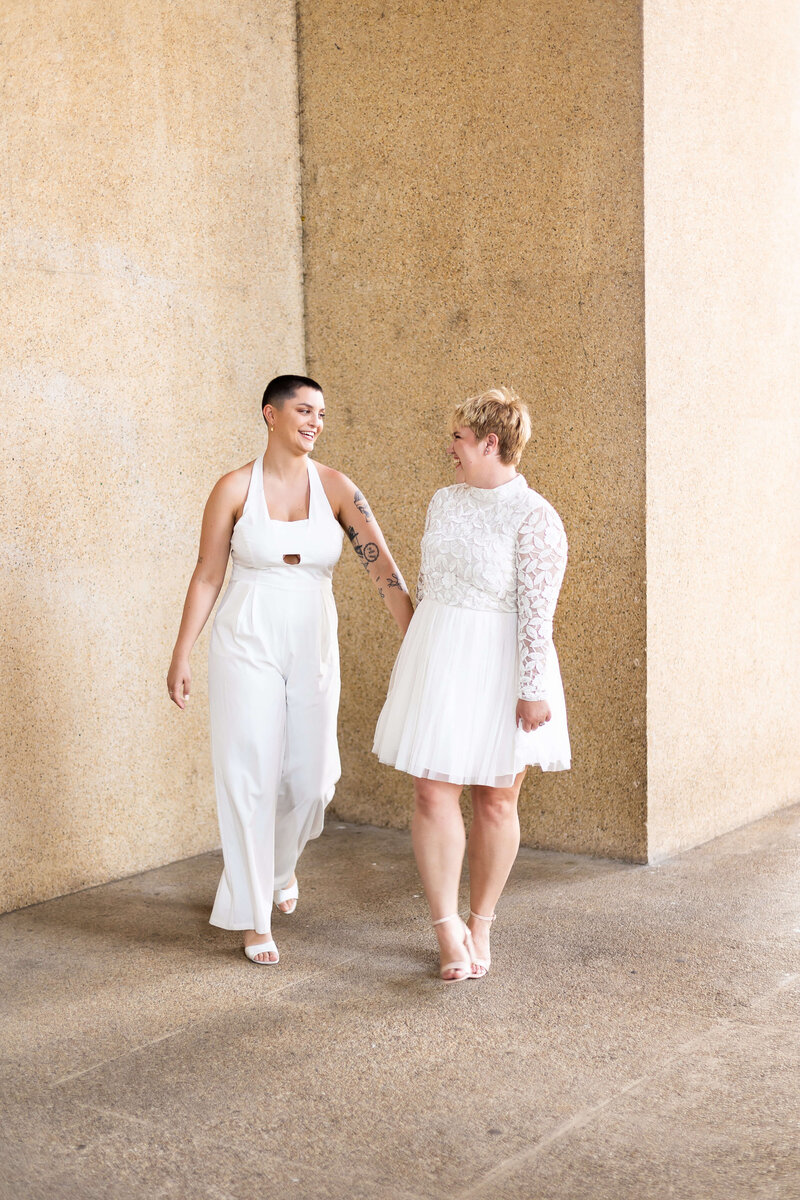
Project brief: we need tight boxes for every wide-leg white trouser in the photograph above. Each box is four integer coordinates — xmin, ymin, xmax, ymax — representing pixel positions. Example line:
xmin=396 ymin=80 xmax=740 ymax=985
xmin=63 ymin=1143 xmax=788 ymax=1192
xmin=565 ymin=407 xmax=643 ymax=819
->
xmin=207 ymin=575 xmax=340 ymax=935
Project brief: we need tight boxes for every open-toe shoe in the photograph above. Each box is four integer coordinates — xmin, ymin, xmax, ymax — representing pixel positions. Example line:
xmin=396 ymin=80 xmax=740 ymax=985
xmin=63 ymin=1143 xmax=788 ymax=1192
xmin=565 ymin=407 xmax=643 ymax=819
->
xmin=273 ymin=880 xmax=298 ymax=915
xmin=243 ymin=938 xmax=279 ymax=965
xmin=432 ymin=913 xmax=478 ymax=983
xmin=468 ymin=909 xmax=496 ymax=978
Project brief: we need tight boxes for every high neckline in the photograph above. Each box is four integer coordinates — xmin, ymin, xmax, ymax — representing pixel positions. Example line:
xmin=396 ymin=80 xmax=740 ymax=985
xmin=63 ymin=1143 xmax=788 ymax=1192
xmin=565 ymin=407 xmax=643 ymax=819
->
xmin=460 ymin=474 xmax=527 ymax=504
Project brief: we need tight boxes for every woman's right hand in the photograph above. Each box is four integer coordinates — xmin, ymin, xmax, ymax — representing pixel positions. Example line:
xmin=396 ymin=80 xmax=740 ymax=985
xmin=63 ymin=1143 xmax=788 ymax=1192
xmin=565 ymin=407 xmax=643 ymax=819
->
xmin=167 ymin=656 xmax=191 ymax=710
xmin=516 ymin=698 xmax=551 ymax=732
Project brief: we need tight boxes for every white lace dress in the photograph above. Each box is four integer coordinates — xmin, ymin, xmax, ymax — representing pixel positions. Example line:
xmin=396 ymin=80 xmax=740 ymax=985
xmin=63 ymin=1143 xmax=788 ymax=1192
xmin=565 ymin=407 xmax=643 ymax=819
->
xmin=373 ymin=475 xmax=570 ymax=786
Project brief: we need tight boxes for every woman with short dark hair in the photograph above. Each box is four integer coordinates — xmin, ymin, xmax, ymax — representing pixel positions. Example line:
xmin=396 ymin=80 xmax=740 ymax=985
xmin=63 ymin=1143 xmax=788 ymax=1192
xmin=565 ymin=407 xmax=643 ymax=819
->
xmin=169 ymin=376 xmax=413 ymax=964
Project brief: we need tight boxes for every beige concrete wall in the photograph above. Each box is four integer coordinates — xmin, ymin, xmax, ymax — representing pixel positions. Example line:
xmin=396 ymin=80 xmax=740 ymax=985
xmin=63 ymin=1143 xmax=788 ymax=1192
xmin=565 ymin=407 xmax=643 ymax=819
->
xmin=644 ymin=1 xmax=800 ymax=857
xmin=298 ymin=0 xmax=648 ymax=859
xmin=0 ymin=0 xmax=304 ymax=912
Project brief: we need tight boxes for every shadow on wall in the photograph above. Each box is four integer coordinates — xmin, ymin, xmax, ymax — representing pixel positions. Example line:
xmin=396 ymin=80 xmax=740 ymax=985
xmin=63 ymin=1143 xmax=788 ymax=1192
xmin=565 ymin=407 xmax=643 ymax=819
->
xmin=0 ymin=586 xmax=100 ymax=911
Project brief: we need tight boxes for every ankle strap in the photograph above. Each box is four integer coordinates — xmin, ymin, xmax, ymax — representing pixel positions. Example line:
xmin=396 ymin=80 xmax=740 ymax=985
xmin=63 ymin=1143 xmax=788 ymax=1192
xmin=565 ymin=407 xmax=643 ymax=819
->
xmin=469 ymin=910 xmax=496 ymax=923
xmin=432 ymin=913 xmax=460 ymax=927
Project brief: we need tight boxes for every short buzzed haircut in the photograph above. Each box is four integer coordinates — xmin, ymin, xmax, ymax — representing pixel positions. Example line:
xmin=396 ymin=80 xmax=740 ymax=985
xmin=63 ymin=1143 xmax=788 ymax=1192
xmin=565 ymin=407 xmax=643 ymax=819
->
xmin=262 ymin=375 xmax=323 ymax=415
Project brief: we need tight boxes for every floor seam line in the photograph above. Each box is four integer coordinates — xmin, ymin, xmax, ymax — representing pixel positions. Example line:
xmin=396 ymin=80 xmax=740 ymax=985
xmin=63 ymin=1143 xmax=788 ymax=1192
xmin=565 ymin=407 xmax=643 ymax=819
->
xmin=50 ymin=1025 xmax=191 ymax=1088
xmin=63 ymin=1101 xmax=432 ymax=1200
xmin=454 ymin=1023 xmax=730 ymax=1200
xmin=49 ymin=953 xmax=364 ymax=1089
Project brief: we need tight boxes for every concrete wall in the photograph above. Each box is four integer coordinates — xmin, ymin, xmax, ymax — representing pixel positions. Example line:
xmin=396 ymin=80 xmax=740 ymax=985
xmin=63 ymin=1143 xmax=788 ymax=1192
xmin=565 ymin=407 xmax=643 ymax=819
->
xmin=298 ymin=0 xmax=648 ymax=859
xmin=644 ymin=1 xmax=800 ymax=857
xmin=0 ymin=0 xmax=304 ymax=911
xmin=5 ymin=0 xmax=795 ymax=910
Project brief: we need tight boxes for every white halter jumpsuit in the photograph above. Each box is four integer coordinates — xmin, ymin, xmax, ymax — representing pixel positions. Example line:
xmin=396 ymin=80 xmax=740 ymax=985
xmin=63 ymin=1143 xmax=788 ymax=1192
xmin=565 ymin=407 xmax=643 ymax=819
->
xmin=208 ymin=453 xmax=343 ymax=935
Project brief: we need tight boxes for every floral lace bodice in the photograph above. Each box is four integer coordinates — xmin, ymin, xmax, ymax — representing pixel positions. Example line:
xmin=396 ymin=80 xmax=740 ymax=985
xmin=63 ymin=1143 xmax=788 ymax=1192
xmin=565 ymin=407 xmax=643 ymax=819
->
xmin=417 ymin=476 xmax=568 ymax=701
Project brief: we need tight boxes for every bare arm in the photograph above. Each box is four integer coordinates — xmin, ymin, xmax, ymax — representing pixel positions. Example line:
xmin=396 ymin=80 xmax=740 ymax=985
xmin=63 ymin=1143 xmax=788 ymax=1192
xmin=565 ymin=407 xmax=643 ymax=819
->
xmin=167 ymin=472 xmax=244 ymax=709
xmin=327 ymin=472 xmax=414 ymax=635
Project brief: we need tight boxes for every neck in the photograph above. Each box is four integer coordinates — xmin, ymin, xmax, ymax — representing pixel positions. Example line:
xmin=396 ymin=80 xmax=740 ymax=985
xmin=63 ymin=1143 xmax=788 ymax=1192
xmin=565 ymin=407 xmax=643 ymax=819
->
xmin=463 ymin=460 xmax=517 ymax=490
xmin=263 ymin=436 xmax=309 ymax=480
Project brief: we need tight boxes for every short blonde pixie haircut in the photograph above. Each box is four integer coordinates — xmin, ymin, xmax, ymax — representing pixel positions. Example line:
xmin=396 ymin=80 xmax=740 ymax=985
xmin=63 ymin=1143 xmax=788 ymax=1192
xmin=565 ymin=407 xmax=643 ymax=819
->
xmin=453 ymin=386 xmax=532 ymax=466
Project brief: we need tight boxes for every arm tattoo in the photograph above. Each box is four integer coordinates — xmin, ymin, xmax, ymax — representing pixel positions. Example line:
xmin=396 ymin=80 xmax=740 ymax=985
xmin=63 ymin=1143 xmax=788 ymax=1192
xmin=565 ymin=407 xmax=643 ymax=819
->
xmin=386 ymin=571 xmax=406 ymax=590
xmin=353 ymin=489 xmax=373 ymax=523
xmin=346 ymin=525 xmax=372 ymax=572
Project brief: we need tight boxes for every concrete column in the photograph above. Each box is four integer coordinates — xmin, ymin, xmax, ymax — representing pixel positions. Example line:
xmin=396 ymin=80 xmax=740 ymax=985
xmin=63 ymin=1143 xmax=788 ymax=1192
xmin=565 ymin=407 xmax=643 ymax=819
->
xmin=298 ymin=0 xmax=648 ymax=859
xmin=0 ymin=1 xmax=305 ymax=910
xmin=298 ymin=0 xmax=800 ymax=860
xmin=644 ymin=0 xmax=800 ymax=858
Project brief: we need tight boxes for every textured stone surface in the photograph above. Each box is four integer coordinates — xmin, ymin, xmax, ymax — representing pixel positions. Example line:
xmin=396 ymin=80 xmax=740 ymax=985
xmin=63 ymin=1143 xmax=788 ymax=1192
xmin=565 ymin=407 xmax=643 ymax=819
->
xmin=1 ymin=807 xmax=798 ymax=1199
xmin=643 ymin=1 xmax=800 ymax=856
xmin=0 ymin=1 xmax=304 ymax=911
xmin=297 ymin=0 xmax=648 ymax=859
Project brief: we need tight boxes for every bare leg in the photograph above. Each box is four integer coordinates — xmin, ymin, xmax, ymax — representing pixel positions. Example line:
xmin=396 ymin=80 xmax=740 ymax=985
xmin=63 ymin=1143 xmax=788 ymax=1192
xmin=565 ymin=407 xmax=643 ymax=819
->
xmin=411 ymin=777 xmax=471 ymax=980
xmin=466 ymin=770 xmax=526 ymax=967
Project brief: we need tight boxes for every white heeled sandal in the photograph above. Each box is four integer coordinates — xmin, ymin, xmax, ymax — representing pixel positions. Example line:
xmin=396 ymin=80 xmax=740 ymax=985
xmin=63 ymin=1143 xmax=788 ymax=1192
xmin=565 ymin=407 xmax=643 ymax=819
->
xmin=468 ymin=910 xmax=496 ymax=978
xmin=243 ymin=938 xmax=279 ymax=965
xmin=273 ymin=880 xmax=299 ymax=915
xmin=432 ymin=913 xmax=477 ymax=983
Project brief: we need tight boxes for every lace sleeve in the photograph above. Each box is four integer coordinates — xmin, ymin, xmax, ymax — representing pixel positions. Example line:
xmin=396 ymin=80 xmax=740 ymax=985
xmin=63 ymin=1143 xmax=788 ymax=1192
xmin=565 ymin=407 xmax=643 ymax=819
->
xmin=516 ymin=503 xmax=568 ymax=701
xmin=416 ymin=492 xmax=438 ymax=604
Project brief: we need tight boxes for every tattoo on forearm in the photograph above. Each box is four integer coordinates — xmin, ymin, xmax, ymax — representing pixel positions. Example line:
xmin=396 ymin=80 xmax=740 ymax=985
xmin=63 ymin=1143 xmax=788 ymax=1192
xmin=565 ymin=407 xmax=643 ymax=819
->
xmin=386 ymin=571 xmax=406 ymax=590
xmin=378 ymin=586 xmax=385 ymax=599
xmin=354 ymin=489 xmax=373 ymax=523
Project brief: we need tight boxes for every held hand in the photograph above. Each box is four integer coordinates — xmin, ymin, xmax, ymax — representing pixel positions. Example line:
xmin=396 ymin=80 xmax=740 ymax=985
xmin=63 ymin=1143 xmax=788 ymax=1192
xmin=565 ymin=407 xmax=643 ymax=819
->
xmin=516 ymin=698 xmax=551 ymax=732
xmin=167 ymin=657 xmax=191 ymax=710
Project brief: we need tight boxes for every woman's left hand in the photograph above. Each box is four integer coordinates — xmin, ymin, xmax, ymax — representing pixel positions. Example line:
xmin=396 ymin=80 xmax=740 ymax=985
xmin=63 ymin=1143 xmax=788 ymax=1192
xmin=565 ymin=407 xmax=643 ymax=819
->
xmin=516 ymin=699 xmax=551 ymax=732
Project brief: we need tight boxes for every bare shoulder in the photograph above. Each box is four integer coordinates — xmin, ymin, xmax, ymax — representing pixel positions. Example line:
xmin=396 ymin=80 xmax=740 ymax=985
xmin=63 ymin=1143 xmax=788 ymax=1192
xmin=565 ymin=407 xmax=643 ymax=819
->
xmin=207 ymin=461 xmax=253 ymax=513
xmin=313 ymin=460 xmax=355 ymax=514
xmin=313 ymin=460 xmax=352 ymax=491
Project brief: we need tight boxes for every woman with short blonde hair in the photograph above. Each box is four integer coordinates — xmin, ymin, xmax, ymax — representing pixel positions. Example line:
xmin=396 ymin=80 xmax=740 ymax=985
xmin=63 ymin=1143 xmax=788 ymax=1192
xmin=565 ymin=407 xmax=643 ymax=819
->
xmin=374 ymin=386 xmax=570 ymax=981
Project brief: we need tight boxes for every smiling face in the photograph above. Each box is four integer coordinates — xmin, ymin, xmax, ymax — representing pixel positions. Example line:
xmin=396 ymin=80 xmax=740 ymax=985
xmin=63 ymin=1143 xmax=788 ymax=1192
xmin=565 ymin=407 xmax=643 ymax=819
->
xmin=264 ymin=385 xmax=325 ymax=455
xmin=448 ymin=424 xmax=485 ymax=483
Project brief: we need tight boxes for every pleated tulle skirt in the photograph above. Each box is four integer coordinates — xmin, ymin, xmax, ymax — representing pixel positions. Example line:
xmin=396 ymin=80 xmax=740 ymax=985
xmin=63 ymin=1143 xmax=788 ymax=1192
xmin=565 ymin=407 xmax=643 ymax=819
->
xmin=373 ymin=597 xmax=570 ymax=787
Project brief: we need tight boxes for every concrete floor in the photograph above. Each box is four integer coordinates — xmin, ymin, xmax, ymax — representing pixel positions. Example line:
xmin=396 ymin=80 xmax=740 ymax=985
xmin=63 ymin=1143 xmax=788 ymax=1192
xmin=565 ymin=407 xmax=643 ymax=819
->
xmin=1 ymin=807 xmax=799 ymax=1200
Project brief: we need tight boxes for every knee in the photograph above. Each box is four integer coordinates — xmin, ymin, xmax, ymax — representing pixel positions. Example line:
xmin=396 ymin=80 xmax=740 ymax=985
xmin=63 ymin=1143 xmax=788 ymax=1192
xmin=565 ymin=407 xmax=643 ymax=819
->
xmin=472 ymin=787 xmax=518 ymax=826
xmin=413 ymin=779 xmax=453 ymax=821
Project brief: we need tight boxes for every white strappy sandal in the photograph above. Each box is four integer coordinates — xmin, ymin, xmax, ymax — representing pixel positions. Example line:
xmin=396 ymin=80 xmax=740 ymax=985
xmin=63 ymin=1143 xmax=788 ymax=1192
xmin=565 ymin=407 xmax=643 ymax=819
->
xmin=432 ymin=913 xmax=477 ymax=983
xmin=243 ymin=938 xmax=280 ymax=965
xmin=468 ymin=910 xmax=496 ymax=978
xmin=273 ymin=880 xmax=299 ymax=915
